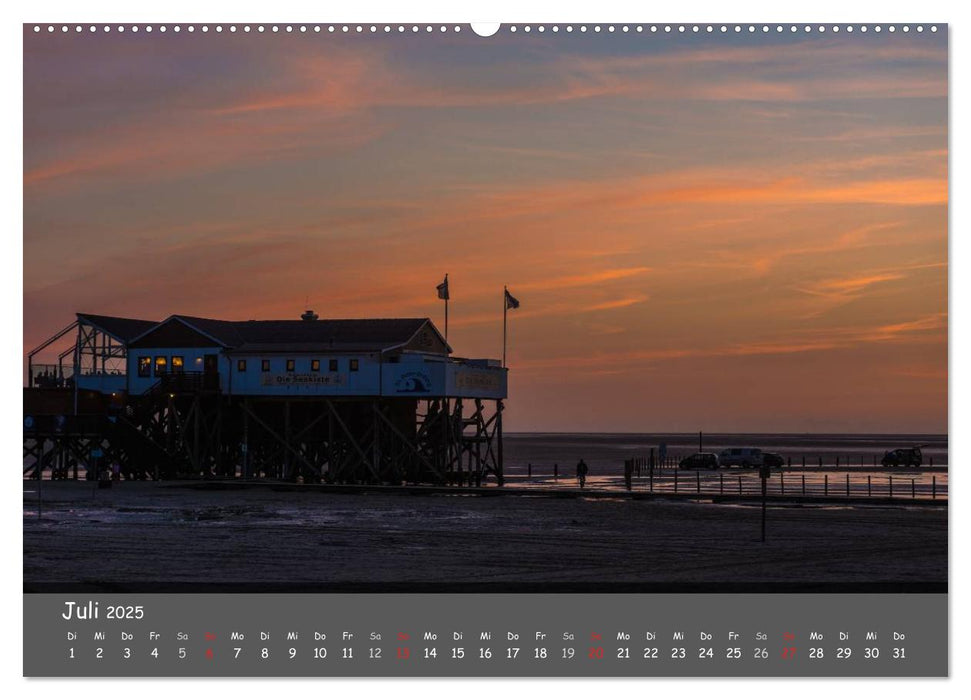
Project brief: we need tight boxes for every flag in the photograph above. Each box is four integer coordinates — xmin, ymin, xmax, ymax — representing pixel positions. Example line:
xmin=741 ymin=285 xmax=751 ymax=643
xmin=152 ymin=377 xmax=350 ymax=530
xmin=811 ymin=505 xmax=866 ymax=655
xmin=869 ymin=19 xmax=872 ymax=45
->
xmin=436 ymin=274 xmax=449 ymax=300
xmin=504 ymin=289 xmax=520 ymax=310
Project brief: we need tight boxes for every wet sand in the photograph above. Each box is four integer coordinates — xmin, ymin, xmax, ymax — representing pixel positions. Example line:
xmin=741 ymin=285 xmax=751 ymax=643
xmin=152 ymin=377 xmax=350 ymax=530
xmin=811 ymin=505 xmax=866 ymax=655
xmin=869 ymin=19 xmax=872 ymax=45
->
xmin=23 ymin=481 xmax=946 ymax=589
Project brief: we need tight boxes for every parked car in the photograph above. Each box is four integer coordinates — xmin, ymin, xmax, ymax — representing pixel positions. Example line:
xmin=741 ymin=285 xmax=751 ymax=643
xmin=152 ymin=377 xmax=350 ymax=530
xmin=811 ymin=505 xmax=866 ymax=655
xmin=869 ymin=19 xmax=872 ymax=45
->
xmin=718 ymin=448 xmax=764 ymax=468
xmin=881 ymin=447 xmax=923 ymax=468
xmin=679 ymin=452 xmax=720 ymax=470
xmin=762 ymin=452 xmax=785 ymax=468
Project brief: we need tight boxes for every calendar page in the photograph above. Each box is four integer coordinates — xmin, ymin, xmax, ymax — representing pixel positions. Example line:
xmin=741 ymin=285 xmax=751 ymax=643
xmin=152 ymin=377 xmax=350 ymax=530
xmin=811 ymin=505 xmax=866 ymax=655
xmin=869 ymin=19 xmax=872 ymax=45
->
xmin=21 ymin=16 xmax=948 ymax=680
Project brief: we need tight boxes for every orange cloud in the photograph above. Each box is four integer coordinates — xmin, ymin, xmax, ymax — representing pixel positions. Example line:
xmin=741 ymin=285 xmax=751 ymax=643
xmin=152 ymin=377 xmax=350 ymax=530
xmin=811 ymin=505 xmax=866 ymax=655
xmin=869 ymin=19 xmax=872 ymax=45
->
xmin=518 ymin=267 xmax=651 ymax=292
xmin=514 ymin=313 xmax=946 ymax=374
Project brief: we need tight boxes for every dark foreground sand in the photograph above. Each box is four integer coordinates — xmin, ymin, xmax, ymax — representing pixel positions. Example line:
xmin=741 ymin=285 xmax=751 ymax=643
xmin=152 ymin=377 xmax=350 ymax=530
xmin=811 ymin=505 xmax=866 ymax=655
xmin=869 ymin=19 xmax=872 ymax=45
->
xmin=23 ymin=482 xmax=946 ymax=589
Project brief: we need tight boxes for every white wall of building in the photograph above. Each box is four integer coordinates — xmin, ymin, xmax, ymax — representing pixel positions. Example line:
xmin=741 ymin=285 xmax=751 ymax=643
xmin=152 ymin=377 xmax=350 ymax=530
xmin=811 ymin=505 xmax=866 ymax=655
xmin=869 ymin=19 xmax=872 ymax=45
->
xmin=125 ymin=348 xmax=507 ymax=399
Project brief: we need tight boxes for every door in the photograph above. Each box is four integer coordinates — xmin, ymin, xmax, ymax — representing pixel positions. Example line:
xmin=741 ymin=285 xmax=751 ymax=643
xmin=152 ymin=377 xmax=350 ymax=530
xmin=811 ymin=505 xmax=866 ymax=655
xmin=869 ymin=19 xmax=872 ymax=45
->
xmin=203 ymin=354 xmax=219 ymax=390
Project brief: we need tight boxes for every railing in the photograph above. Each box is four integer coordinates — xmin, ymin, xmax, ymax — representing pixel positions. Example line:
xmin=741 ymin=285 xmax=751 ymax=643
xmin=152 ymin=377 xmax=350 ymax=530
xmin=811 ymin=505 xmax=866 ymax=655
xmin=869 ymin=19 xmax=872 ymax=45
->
xmin=505 ymin=464 xmax=948 ymax=501
xmin=29 ymin=364 xmax=74 ymax=389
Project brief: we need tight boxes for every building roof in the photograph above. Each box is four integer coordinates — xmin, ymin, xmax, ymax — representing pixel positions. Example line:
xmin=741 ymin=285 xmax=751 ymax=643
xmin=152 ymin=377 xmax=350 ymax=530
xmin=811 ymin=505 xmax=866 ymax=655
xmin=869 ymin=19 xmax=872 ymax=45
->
xmin=132 ymin=315 xmax=450 ymax=353
xmin=77 ymin=313 xmax=160 ymax=342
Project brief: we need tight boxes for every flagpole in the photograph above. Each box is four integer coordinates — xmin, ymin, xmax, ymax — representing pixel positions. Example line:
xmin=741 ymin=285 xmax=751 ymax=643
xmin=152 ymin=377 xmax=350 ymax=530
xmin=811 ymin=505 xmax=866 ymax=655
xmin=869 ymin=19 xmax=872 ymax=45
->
xmin=503 ymin=286 xmax=507 ymax=368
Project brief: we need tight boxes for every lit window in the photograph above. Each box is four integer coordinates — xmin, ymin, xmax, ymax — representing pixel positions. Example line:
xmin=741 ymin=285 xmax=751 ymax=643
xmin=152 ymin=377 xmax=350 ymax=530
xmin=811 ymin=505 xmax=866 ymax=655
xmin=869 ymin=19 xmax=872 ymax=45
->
xmin=329 ymin=359 xmax=338 ymax=372
xmin=261 ymin=359 xmax=270 ymax=372
xmin=154 ymin=356 xmax=168 ymax=377
xmin=172 ymin=356 xmax=184 ymax=373
xmin=311 ymin=359 xmax=320 ymax=372
xmin=349 ymin=359 xmax=359 ymax=372
xmin=138 ymin=357 xmax=151 ymax=378
xmin=237 ymin=359 xmax=247 ymax=372
xmin=286 ymin=359 xmax=295 ymax=372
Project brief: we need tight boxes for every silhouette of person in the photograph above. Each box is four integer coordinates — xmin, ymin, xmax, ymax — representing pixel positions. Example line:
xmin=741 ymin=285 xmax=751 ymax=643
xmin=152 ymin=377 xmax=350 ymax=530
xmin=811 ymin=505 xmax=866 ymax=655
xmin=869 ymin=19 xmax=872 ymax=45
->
xmin=576 ymin=459 xmax=589 ymax=489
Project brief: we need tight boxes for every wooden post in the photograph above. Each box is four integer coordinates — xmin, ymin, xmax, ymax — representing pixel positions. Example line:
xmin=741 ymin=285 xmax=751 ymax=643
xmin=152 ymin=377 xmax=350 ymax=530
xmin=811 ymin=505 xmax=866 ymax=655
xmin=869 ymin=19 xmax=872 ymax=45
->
xmin=930 ymin=456 xmax=934 ymax=468
xmin=780 ymin=471 xmax=785 ymax=495
xmin=868 ymin=475 xmax=871 ymax=497
xmin=818 ymin=456 xmax=823 ymax=468
xmin=719 ymin=473 xmax=724 ymax=494
xmin=761 ymin=471 xmax=767 ymax=542
xmin=738 ymin=475 xmax=742 ymax=495
xmin=802 ymin=455 xmax=806 ymax=468
xmin=836 ymin=456 xmax=840 ymax=468
xmin=846 ymin=473 xmax=850 ymax=497
xmin=824 ymin=474 xmax=828 ymax=496
xmin=912 ymin=479 xmax=916 ymax=499
xmin=527 ymin=462 xmax=532 ymax=479
xmin=802 ymin=474 xmax=805 ymax=495
xmin=696 ymin=470 xmax=700 ymax=494
xmin=889 ymin=475 xmax=893 ymax=499
xmin=554 ymin=463 xmax=558 ymax=481
xmin=495 ymin=400 xmax=503 ymax=487
xmin=932 ymin=475 xmax=936 ymax=499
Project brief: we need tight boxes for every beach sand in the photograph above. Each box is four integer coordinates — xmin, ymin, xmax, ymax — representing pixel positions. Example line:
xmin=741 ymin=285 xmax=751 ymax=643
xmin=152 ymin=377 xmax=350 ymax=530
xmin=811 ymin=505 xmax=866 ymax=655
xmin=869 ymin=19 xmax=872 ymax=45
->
xmin=23 ymin=481 xmax=946 ymax=589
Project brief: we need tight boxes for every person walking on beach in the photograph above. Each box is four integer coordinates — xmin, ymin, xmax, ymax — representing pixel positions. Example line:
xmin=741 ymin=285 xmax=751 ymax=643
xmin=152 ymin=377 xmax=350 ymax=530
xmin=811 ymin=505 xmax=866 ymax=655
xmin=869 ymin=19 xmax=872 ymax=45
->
xmin=576 ymin=459 xmax=589 ymax=489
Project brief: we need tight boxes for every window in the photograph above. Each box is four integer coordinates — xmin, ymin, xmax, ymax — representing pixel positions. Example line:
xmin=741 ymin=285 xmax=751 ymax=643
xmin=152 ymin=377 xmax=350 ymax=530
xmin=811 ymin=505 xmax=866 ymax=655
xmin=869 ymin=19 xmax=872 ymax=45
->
xmin=138 ymin=357 xmax=151 ymax=378
xmin=237 ymin=359 xmax=247 ymax=372
xmin=171 ymin=356 xmax=184 ymax=374
xmin=154 ymin=356 xmax=168 ymax=377
xmin=349 ymin=359 xmax=359 ymax=372
xmin=311 ymin=359 xmax=320 ymax=372
xmin=262 ymin=359 xmax=271 ymax=372
xmin=286 ymin=359 xmax=295 ymax=372
xmin=329 ymin=359 xmax=338 ymax=372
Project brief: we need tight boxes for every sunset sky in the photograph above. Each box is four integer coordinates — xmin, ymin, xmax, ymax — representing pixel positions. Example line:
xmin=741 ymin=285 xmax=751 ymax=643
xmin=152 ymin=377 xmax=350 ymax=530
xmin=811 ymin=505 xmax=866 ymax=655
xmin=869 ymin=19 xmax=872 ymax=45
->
xmin=23 ymin=26 xmax=947 ymax=433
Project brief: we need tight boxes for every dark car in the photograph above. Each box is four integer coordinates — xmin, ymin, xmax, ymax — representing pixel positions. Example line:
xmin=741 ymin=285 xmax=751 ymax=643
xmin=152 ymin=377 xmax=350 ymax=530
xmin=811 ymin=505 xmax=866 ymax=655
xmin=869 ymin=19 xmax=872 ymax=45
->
xmin=679 ymin=452 xmax=720 ymax=470
xmin=881 ymin=447 xmax=922 ymax=468
xmin=718 ymin=447 xmax=763 ymax=468
xmin=762 ymin=452 xmax=785 ymax=468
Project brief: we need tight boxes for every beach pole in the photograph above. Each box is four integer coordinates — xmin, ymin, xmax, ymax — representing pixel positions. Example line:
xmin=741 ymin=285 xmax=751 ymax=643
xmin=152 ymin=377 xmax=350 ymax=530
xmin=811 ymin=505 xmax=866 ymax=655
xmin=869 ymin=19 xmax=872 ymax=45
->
xmin=930 ymin=456 xmax=934 ymax=468
xmin=912 ymin=479 xmax=916 ymax=499
xmin=696 ymin=470 xmax=700 ymax=494
xmin=836 ymin=456 xmax=840 ymax=468
xmin=932 ymin=475 xmax=936 ymax=499
xmin=818 ymin=456 xmax=823 ymax=468
xmin=846 ymin=473 xmax=850 ymax=497
xmin=889 ymin=475 xmax=893 ymax=499
xmin=868 ymin=475 xmax=872 ymax=497
xmin=802 ymin=456 xmax=805 ymax=468
xmin=528 ymin=462 xmax=532 ymax=479
xmin=824 ymin=474 xmax=828 ymax=496
xmin=760 ymin=471 xmax=767 ymax=543
xmin=801 ymin=474 xmax=805 ymax=495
